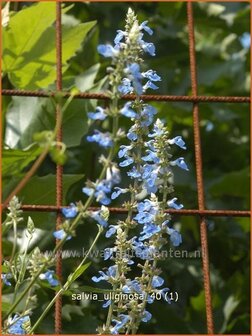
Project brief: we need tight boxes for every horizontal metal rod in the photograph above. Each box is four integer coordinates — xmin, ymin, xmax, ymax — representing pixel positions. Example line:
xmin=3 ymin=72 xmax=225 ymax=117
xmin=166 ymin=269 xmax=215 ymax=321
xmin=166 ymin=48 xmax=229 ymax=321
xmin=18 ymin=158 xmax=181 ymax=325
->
xmin=1 ymin=89 xmax=250 ymax=103
xmin=2 ymin=204 xmax=250 ymax=217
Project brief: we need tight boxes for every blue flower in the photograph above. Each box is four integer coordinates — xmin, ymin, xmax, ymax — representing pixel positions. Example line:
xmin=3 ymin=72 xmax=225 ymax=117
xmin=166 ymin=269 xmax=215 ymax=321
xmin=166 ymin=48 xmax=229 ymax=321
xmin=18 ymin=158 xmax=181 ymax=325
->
xmin=122 ymin=280 xmax=142 ymax=294
xmin=142 ymin=70 xmax=161 ymax=82
xmin=170 ymin=157 xmax=189 ymax=171
xmin=167 ymin=198 xmax=183 ymax=210
xmin=87 ymin=107 xmax=107 ymax=121
xmin=142 ymin=150 xmax=160 ymax=163
xmin=97 ymin=44 xmax=118 ymax=58
xmin=139 ymin=223 xmax=161 ymax=240
xmin=118 ymin=78 xmax=133 ymax=94
xmin=95 ymin=184 xmax=111 ymax=205
xmin=142 ymin=310 xmax=152 ymax=322
xmin=118 ymin=145 xmax=132 ymax=158
xmin=104 ymin=247 xmax=116 ymax=260
xmin=141 ymin=105 xmax=157 ymax=126
xmin=119 ymin=156 xmax=134 ymax=167
xmin=111 ymin=187 xmax=128 ymax=199
xmin=1 ymin=273 xmax=11 ymax=286
xmin=140 ymin=21 xmax=153 ymax=35
xmin=92 ymin=265 xmax=117 ymax=283
xmin=127 ymin=63 xmax=143 ymax=95
xmin=53 ymin=229 xmax=71 ymax=241
xmin=167 ymin=228 xmax=182 ymax=247
xmin=168 ymin=136 xmax=186 ymax=150
xmin=151 ymin=275 xmax=164 ymax=288
xmin=143 ymin=80 xmax=159 ymax=91
xmin=148 ymin=119 xmax=164 ymax=138
xmin=134 ymin=199 xmax=158 ymax=224
xmin=83 ymin=168 xmax=120 ymax=206
xmin=105 ymin=225 xmax=117 ymax=238
xmin=127 ymin=166 xmax=142 ymax=179
xmin=39 ymin=270 xmax=59 ymax=287
xmin=102 ymin=299 xmax=112 ymax=308
xmin=120 ymin=102 xmax=137 ymax=118
xmin=111 ymin=314 xmax=131 ymax=334
xmin=87 ymin=130 xmax=113 ymax=148
xmin=62 ymin=203 xmax=78 ymax=218
xmin=142 ymin=164 xmax=159 ymax=193
xmin=127 ymin=125 xmax=138 ymax=141
xmin=7 ymin=315 xmax=30 ymax=335
xmin=114 ymin=30 xmax=125 ymax=45
xmin=139 ymin=35 xmax=156 ymax=56
xmin=82 ymin=187 xmax=94 ymax=197
xmin=91 ymin=211 xmax=108 ymax=227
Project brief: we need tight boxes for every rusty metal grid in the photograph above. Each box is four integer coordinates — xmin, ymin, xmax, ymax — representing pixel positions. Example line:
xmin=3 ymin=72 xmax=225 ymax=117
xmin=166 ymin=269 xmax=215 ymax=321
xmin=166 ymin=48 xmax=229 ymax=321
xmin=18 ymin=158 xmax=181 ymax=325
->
xmin=1 ymin=2 xmax=251 ymax=335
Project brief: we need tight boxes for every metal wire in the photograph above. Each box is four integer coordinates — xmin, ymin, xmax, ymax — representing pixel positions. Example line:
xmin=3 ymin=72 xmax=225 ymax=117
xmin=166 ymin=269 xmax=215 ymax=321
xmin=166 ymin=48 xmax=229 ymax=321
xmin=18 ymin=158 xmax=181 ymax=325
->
xmin=55 ymin=3 xmax=63 ymax=333
xmin=13 ymin=205 xmax=251 ymax=217
xmin=187 ymin=3 xmax=214 ymax=333
xmin=1 ymin=88 xmax=250 ymax=103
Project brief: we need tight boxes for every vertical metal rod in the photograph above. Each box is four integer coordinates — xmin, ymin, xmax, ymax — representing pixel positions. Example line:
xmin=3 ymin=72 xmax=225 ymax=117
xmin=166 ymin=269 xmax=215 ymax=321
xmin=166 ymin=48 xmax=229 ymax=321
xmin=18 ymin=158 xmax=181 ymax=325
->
xmin=187 ymin=2 xmax=214 ymax=334
xmin=55 ymin=2 xmax=63 ymax=334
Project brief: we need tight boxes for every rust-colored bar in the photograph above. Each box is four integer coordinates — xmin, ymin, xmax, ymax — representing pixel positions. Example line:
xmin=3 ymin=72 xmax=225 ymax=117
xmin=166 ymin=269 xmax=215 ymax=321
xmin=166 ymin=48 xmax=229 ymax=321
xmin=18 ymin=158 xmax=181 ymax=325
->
xmin=5 ymin=204 xmax=250 ymax=217
xmin=1 ymin=89 xmax=250 ymax=103
xmin=55 ymin=2 xmax=63 ymax=334
xmin=187 ymin=2 xmax=214 ymax=334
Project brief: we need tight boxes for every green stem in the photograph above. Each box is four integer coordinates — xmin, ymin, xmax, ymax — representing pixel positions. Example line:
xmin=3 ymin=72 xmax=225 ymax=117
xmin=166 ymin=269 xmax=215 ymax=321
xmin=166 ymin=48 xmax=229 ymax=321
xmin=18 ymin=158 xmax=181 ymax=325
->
xmin=13 ymin=235 xmax=32 ymax=302
xmin=30 ymin=225 xmax=103 ymax=334
xmin=9 ymin=220 xmax=17 ymax=267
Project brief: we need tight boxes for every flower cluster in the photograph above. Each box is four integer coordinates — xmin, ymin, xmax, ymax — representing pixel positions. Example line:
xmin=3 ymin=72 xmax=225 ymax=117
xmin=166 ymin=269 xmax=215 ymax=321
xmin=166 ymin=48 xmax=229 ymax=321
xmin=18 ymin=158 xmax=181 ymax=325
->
xmin=6 ymin=315 xmax=30 ymax=335
xmin=91 ymin=8 xmax=189 ymax=334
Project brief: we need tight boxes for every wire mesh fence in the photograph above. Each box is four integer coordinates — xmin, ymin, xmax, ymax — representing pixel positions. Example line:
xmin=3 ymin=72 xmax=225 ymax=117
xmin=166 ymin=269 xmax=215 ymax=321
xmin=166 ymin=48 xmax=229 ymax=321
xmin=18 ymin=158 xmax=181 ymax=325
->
xmin=1 ymin=2 xmax=250 ymax=335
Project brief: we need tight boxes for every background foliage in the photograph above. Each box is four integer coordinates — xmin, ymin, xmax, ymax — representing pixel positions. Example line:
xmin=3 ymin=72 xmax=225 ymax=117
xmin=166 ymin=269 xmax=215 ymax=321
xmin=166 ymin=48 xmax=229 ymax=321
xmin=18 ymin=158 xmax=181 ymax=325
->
xmin=2 ymin=2 xmax=250 ymax=334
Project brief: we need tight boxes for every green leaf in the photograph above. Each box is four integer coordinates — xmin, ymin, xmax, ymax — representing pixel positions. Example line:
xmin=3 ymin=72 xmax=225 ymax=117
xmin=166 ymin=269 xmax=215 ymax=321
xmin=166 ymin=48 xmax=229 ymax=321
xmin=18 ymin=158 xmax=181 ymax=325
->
xmin=3 ymin=1 xmax=96 ymax=89
xmin=4 ymin=96 xmax=91 ymax=148
xmin=67 ymin=262 xmax=91 ymax=284
xmin=2 ymin=145 xmax=42 ymax=178
xmin=75 ymin=63 xmax=100 ymax=92
xmin=210 ymin=168 xmax=250 ymax=199
xmin=3 ymin=2 xmax=59 ymax=72
xmin=2 ymin=301 xmax=11 ymax=313
xmin=4 ymin=174 xmax=84 ymax=204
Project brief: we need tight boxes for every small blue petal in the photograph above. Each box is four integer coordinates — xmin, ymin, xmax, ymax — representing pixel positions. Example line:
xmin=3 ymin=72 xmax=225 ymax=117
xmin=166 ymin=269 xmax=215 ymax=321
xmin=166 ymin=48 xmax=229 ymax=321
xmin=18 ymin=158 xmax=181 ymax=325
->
xmin=170 ymin=157 xmax=189 ymax=171
xmin=167 ymin=198 xmax=183 ymax=210
xmin=142 ymin=310 xmax=152 ymax=322
xmin=62 ymin=203 xmax=78 ymax=218
xmin=53 ymin=229 xmax=71 ymax=241
xmin=151 ymin=275 xmax=164 ymax=288
xmin=97 ymin=44 xmax=118 ymax=57
xmin=140 ymin=21 xmax=153 ymax=35
xmin=169 ymin=136 xmax=186 ymax=150
xmin=105 ymin=226 xmax=117 ymax=238
xmin=119 ymin=156 xmax=134 ymax=167
xmin=87 ymin=107 xmax=107 ymax=121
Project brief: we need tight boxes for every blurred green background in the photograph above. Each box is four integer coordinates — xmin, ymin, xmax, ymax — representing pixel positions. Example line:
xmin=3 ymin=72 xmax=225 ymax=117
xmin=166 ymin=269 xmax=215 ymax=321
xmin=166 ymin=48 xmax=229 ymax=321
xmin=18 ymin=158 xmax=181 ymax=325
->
xmin=2 ymin=1 xmax=250 ymax=334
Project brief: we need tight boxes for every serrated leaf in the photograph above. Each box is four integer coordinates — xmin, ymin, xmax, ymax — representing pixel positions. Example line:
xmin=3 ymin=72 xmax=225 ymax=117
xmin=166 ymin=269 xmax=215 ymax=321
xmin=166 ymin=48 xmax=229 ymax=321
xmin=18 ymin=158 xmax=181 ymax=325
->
xmin=3 ymin=1 xmax=96 ymax=89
